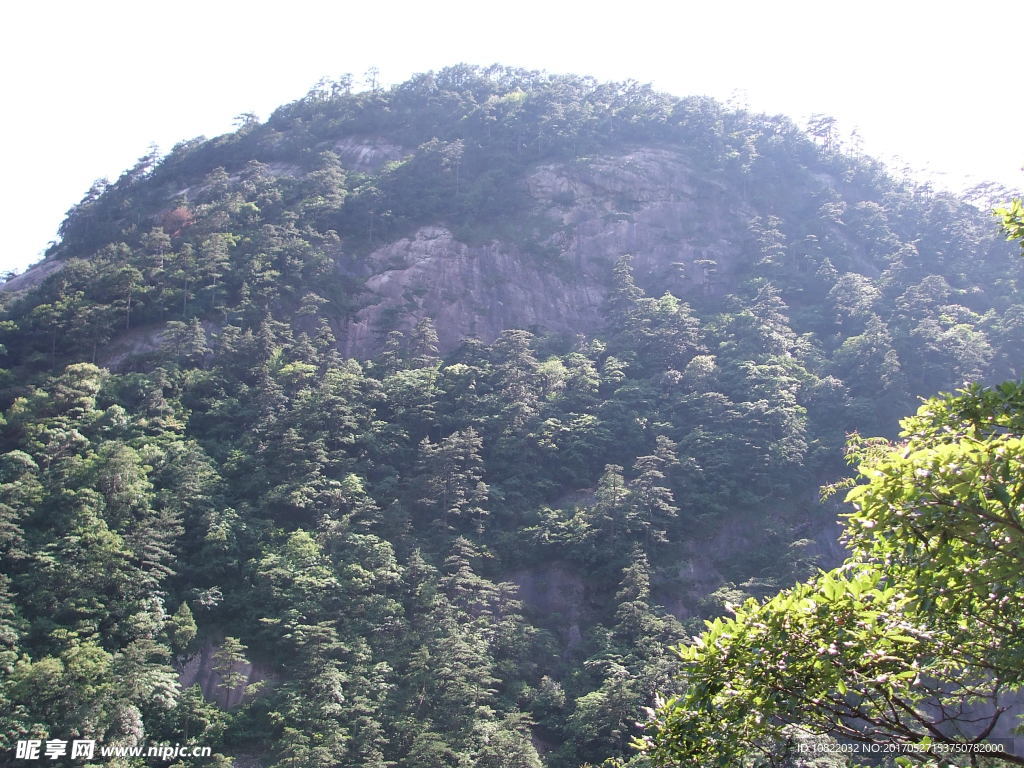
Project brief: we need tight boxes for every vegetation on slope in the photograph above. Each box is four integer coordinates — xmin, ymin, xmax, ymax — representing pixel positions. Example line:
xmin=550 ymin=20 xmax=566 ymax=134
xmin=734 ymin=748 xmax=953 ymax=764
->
xmin=643 ymin=219 xmax=1024 ymax=767
xmin=0 ymin=66 xmax=1021 ymax=767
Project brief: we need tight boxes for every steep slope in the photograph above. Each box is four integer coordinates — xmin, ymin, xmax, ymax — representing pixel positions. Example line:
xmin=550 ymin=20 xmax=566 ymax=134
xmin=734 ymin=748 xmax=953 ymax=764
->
xmin=0 ymin=65 xmax=1020 ymax=767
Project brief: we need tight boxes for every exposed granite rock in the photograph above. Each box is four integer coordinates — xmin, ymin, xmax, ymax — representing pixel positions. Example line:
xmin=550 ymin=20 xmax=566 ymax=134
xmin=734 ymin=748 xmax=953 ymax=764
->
xmin=341 ymin=226 xmax=604 ymax=356
xmin=178 ymin=640 xmax=275 ymax=710
xmin=511 ymin=562 xmax=587 ymax=651
xmin=340 ymin=146 xmax=755 ymax=357
xmin=98 ymin=324 xmax=167 ymax=371
xmin=333 ymin=136 xmax=409 ymax=172
xmin=0 ymin=258 xmax=65 ymax=293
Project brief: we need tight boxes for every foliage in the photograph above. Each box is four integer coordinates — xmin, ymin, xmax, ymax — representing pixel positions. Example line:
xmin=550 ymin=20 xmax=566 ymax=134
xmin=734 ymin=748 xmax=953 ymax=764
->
xmin=0 ymin=67 xmax=1021 ymax=767
xmin=642 ymin=209 xmax=1024 ymax=766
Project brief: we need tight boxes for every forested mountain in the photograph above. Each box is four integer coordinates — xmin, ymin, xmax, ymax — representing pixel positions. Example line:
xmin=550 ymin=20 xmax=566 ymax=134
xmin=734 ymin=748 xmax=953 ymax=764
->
xmin=0 ymin=65 xmax=1020 ymax=767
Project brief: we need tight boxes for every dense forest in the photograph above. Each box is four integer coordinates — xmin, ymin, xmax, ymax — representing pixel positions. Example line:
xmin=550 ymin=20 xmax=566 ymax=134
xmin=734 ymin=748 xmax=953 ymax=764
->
xmin=0 ymin=65 xmax=1022 ymax=767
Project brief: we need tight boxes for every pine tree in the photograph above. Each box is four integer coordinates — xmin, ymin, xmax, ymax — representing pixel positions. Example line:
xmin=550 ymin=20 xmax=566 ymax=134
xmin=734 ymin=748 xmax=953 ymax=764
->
xmin=415 ymin=429 xmax=489 ymax=533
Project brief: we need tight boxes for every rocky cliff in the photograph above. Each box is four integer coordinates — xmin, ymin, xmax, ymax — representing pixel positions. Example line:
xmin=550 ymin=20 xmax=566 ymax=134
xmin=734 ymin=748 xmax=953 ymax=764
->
xmin=341 ymin=147 xmax=749 ymax=356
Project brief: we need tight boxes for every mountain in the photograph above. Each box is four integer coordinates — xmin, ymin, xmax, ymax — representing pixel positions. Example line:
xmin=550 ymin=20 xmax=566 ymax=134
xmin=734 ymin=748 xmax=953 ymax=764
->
xmin=0 ymin=65 xmax=1020 ymax=767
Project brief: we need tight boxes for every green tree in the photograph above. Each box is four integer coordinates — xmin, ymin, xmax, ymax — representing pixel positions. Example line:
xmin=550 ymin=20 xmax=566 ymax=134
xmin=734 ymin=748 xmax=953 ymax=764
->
xmin=643 ymin=205 xmax=1024 ymax=766
xmin=410 ymin=317 xmax=441 ymax=369
xmin=646 ymin=410 xmax=1022 ymax=765
xmin=415 ymin=428 xmax=489 ymax=533
xmin=167 ymin=602 xmax=197 ymax=662
xmin=627 ymin=436 xmax=680 ymax=545
xmin=212 ymin=636 xmax=250 ymax=697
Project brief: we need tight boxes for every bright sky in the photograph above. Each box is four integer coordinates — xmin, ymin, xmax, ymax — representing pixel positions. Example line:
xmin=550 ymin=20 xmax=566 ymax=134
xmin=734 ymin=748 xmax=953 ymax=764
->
xmin=2 ymin=0 xmax=1021 ymax=275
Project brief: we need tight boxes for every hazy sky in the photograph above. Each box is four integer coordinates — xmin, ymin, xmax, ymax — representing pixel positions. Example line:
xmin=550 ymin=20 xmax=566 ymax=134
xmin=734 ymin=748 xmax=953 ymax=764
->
xmin=2 ymin=0 xmax=1020 ymax=274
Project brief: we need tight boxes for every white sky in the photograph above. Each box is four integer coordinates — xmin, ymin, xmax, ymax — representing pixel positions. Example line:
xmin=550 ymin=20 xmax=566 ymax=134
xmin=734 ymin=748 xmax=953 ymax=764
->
xmin=1 ymin=0 xmax=1021 ymax=274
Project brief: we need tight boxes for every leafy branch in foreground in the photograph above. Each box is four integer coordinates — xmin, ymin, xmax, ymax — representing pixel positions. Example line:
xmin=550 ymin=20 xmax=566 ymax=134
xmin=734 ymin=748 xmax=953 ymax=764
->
xmin=642 ymin=384 xmax=1024 ymax=768
xmin=996 ymin=199 xmax=1024 ymax=247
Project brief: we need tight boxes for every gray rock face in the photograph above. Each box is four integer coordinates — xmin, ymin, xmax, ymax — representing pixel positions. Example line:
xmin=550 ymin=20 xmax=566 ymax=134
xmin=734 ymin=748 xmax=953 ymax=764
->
xmin=340 ymin=146 xmax=753 ymax=357
xmin=178 ymin=640 xmax=275 ymax=709
xmin=341 ymin=225 xmax=606 ymax=356
xmin=332 ymin=136 xmax=409 ymax=172
xmin=0 ymin=259 xmax=65 ymax=293
xmin=511 ymin=563 xmax=587 ymax=651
